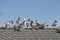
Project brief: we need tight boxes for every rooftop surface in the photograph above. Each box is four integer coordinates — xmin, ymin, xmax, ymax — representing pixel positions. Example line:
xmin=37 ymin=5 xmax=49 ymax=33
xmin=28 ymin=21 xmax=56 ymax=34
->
xmin=0 ymin=28 xmax=60 ymax=40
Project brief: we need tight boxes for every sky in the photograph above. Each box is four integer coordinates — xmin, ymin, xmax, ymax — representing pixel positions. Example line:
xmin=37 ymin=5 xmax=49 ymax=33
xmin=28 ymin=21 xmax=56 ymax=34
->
xmin=0 ymin=0 xmax=60 ymax=27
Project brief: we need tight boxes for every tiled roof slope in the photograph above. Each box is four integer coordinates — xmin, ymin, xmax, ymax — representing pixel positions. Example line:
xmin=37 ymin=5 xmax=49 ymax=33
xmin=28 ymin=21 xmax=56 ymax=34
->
xmin=0 ymin=28 xmax=60 ymax=40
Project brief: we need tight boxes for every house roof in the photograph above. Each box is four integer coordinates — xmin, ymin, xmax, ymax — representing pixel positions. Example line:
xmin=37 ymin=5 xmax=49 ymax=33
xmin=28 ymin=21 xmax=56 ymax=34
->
xmin=0 ymin=28 xmax=60 ymax=40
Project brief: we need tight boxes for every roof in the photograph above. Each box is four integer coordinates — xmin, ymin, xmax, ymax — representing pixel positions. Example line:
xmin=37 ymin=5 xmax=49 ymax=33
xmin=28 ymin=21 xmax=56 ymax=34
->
xmin=0 ymin=28 xmax=60 ymax=40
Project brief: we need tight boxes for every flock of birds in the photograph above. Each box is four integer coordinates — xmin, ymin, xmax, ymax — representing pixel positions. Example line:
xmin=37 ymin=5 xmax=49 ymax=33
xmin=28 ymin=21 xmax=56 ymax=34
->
xmin=1 ymin=17 xmax=60 ymax=33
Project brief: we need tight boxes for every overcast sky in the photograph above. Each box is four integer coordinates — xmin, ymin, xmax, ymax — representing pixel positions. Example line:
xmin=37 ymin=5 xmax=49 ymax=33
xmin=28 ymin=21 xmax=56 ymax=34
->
xmin=0 ymin=0 xmax=60 ymax=27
